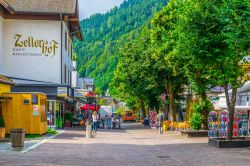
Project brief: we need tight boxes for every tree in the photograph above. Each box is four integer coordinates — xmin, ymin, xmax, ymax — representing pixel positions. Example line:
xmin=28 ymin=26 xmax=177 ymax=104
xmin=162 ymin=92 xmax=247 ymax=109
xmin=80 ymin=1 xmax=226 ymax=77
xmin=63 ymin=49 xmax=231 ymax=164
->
xmin=110 ymin=26 xmax=163 ymax=118
xmin=177 ymin=0 xmax=250 ymax=138
xmin=213 ymin=0 xmax=250 ymax=140
xmin=151 ymin=0 xmax=187 ymax=121
xmin=75 ymin=0 xmax=168 ymax=92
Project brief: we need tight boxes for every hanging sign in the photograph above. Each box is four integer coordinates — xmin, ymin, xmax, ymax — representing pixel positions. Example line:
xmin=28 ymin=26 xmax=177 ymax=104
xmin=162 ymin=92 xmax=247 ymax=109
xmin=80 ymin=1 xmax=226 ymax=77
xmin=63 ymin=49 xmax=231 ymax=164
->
xmin=57 ymin=87 xmax=67 ymax=97
xmin=74 ymin=89 xmax=88 ymax=97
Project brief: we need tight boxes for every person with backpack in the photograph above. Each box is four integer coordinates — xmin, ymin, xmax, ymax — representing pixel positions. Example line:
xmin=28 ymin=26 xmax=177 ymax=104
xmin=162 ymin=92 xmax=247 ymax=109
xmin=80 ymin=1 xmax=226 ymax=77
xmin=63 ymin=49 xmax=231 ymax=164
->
xmin=157 ymin=111 xmax=164 ymax=134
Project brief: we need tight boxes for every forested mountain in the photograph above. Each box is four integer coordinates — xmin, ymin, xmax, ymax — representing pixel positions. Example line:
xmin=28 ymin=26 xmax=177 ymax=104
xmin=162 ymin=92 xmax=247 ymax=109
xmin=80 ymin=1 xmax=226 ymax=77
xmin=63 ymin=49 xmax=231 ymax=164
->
xmin=74 ymin=0 xmax=168 ymax=92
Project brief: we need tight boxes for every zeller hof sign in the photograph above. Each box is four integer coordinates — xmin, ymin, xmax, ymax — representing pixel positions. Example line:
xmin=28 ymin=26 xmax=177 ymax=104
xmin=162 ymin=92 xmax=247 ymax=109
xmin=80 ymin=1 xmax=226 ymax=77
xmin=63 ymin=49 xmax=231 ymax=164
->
xmin=13 ymin=34 xmax=59 ymax=57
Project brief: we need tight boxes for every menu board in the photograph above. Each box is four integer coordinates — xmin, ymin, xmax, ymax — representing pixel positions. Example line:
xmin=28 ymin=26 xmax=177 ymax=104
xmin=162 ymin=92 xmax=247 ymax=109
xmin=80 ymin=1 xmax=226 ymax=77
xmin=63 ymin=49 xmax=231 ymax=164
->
xmin=208 ymin=111 xmax=218 ymax=137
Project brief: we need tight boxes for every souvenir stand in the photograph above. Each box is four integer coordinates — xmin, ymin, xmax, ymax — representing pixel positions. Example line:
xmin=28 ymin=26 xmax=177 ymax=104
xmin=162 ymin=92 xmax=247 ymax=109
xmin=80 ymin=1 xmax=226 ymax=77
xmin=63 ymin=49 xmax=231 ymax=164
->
xmin=235 ymin=110 xmax=248 ymax=136
xmin=218 ymin=110 xmax=229 ymax=138
xmin=208 ymin=108 xmax=249 ymax=138
xmin=208 ymin=111 xmax=218 ymax=137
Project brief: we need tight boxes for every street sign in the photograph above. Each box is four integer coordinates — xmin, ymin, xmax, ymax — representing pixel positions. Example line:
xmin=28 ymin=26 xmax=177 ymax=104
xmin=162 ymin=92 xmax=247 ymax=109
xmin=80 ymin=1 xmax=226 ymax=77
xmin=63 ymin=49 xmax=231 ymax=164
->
xmin=74 ymin=89 xmax=88 ymax=97
xmin=57 ymin=87 xmax=67 ymax=97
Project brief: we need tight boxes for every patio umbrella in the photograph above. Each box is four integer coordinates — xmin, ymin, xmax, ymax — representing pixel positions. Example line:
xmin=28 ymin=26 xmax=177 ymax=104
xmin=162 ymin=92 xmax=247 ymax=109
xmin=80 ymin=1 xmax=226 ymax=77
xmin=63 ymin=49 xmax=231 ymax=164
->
xmin=80 ymin=104 xmax=100 ymax=111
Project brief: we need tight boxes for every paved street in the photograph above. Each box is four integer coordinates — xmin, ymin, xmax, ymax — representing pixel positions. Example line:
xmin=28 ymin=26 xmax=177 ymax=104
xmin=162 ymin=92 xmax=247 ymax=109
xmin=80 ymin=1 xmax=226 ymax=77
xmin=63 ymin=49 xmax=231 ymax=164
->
xmin=1 ymin=123 xmax=250 ymax=166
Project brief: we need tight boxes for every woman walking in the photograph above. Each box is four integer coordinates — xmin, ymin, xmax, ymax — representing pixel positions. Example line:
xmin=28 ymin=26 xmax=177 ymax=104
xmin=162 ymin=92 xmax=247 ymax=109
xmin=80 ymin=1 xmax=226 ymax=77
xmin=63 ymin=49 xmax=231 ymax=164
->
xmin=92 ymin=111 xmax=98 ymax=135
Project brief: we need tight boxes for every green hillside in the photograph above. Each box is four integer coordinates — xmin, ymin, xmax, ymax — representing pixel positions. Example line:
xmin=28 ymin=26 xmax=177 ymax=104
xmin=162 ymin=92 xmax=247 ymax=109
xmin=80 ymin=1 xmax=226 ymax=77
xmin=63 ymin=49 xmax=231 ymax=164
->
xmin=74 ymin=0 xmax=168 ymax=92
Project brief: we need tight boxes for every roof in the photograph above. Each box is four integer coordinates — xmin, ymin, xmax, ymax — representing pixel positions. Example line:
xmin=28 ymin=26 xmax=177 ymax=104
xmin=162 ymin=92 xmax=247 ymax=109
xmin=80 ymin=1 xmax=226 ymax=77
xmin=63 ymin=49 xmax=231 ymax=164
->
xmin=219 ymin=81 xmax=250 ymax=97
xmin=3 ymin=0 xmax=76 ymax=14
xmin=0 ymin=75 xmax=15 ymax=85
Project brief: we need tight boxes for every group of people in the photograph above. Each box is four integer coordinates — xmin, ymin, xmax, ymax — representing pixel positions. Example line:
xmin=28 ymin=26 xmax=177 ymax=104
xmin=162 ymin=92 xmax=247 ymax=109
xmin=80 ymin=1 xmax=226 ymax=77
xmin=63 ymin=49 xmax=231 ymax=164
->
xmin=90 ymin=111 xmax=121 ymax=135
xmin=103 ymin=113 xmax=120 ymax=130
xmin=87 ymin=110 xmax=164 ymax=135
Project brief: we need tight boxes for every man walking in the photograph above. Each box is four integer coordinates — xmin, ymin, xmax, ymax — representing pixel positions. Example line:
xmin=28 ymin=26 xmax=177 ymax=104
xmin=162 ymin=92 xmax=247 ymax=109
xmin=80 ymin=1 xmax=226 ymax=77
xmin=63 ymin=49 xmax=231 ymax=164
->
xmin=157 ymin=111 xmax=164 ymax=134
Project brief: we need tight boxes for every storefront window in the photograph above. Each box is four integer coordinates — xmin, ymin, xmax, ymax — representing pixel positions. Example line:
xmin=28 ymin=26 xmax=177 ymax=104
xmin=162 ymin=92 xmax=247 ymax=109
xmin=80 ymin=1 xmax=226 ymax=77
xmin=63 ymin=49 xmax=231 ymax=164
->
xmin=47 ymin=100 xmax=56 ymax=127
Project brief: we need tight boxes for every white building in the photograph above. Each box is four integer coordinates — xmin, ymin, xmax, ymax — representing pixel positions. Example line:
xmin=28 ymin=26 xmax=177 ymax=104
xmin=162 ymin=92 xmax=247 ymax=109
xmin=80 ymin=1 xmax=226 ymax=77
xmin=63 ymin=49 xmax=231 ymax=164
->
xmin=0 ymin=0 xmax=83 ymax=127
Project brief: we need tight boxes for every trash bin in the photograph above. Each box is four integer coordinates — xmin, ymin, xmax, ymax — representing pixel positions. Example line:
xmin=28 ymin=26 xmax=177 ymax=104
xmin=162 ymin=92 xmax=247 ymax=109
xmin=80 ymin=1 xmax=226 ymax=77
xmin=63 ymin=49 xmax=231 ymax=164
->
xmin=10 ymin=128 xmax=25 ymax=149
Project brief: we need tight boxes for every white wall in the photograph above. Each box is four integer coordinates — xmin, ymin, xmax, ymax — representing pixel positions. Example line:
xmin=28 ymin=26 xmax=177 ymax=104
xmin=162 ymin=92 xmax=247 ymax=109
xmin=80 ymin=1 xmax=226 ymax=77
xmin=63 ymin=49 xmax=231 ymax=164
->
xmin=3 ymin=19 xmax=61 ymax=83
xmin=77 ymin=77 xmax=84 ymax=89
xmin=0 ymin=10 xmax=4 ymax=74
xmin=62 ymin=22 xmax=73 ymax=86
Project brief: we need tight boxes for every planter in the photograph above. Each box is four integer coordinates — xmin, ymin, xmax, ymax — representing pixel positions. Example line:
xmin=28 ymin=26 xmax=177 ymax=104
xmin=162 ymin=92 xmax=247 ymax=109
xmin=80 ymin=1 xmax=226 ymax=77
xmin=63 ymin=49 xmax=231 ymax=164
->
xmin=180 ymin=129 xmax=208 ymax=138
xmin=0 ymin=127 xmax=5 ymax=138
xmin=209 ymin=137 xmax=250 ymax=148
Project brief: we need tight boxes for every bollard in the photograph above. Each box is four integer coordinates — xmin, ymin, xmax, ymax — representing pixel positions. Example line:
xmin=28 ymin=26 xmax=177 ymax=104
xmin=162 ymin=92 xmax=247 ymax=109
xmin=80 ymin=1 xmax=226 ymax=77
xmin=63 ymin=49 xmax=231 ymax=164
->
xmin=86 ymin=124 xmax=92 ymax=139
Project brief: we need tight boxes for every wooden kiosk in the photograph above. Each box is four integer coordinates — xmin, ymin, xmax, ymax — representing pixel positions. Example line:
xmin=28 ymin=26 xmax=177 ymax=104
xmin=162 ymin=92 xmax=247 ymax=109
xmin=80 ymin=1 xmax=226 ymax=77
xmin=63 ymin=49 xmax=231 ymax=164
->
xmin=1 ymin=92 xmax=48 ymax=135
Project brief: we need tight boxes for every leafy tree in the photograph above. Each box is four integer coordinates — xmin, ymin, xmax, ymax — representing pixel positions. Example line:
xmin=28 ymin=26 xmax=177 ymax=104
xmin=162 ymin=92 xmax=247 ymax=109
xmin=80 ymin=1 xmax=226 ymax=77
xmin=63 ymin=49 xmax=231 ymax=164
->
xmin=151 ymin=0 xmax=187 ymax=121
xmin=94 ymin=87 xmax=103 ymax=96
xmin=74 ymin=0 xmax=168 ymax=91
xmin=177 ymin=0 xmax=250 ymax=138
xmin=99 ymin=98 xmax=106 ymax=106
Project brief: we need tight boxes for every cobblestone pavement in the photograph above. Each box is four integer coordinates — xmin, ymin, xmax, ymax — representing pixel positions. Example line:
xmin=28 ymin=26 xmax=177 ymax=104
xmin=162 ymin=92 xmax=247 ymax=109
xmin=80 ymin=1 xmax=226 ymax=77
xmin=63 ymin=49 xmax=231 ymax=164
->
xmin=0 ymin=123 xmax=250 ymax=166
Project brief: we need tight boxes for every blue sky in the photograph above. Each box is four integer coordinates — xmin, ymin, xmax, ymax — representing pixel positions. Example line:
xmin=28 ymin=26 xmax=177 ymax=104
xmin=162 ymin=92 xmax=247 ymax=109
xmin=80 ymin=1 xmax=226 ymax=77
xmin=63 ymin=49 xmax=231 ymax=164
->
xmin=79 ymin=0 xmax=124 ymax=20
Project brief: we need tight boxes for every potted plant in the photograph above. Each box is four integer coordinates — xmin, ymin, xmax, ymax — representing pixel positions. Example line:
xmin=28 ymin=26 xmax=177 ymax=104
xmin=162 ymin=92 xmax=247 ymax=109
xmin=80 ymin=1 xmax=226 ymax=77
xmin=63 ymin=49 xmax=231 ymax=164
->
xmin=0 ymin=116 xmax=5 ymax=138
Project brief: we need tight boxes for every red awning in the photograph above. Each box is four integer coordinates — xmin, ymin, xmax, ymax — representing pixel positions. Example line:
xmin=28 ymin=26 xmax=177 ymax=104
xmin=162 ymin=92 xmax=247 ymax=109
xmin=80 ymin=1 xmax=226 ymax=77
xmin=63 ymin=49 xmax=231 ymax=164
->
xmin=80 ymin=104 xmax=100 ymax=111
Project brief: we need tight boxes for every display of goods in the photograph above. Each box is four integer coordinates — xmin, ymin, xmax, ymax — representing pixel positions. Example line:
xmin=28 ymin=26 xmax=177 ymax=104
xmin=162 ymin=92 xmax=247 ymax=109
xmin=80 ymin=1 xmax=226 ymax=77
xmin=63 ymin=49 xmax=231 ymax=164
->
xmin=208 ymin=111 xmax=218 ymax=137
xmin=218 ymin=110 xmax=228 ymax=138
xmin=235 ymin=111 xmax=248 ymax=136
xmin=149 ymin=111 xmax=157 ymax=128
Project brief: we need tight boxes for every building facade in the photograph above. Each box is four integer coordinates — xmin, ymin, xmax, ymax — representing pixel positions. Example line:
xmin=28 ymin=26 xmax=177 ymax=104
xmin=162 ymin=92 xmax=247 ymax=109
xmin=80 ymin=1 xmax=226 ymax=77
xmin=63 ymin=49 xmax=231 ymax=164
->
xmin=0 ymin=0 xmax=82 ymax=128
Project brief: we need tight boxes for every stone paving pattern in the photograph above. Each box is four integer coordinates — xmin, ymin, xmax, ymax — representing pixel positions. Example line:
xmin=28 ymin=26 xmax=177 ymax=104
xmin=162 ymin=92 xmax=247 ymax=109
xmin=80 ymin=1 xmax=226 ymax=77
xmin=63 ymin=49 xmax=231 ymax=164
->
xmin=0 ymin=123 xmax=250 ymax=166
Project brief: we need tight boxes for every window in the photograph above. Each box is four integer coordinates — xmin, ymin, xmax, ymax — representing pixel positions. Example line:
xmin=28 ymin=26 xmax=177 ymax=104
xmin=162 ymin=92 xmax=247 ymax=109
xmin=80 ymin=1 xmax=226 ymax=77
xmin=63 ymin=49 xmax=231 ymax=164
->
xmin=40 ymin=99 xmax=47 ymax=122
xmin=32 ymin=94 xmax=38 ymax=104
xmin=70 ymin=72 xmax=72 ymax=86
xmin=65 ymin=31 xmax=67 ymax=51
xmin=64 ymin=65 xmax=67 ymax=84
xmin=68 ymin=69 xmax=70 ymax=84
xmin=68 ymin=38 xmax=70 ymax=56
xmin=71 ymin=44 xmax=73 ymax=60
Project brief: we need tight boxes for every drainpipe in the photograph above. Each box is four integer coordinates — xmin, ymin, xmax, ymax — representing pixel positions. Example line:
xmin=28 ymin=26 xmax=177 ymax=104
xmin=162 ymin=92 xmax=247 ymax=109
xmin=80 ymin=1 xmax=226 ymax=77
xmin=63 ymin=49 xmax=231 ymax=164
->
xmin=59 ymin=14 xmax=63 ymax=129
xmin=60 ymin=14 xmax=63 ymax=84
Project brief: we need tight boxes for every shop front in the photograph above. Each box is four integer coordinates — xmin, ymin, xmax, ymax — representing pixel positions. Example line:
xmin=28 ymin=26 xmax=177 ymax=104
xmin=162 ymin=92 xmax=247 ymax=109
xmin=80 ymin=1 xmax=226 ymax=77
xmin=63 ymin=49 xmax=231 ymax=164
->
xmin=11 ymin=83 xmax=74 ymax=129
xmin=0 ymin=75 xmax=15 ymax=138
xmin=208 ymin=108 xmax=250 ymax=138
xmin=210 ymin=85 xmax=250 ymax=138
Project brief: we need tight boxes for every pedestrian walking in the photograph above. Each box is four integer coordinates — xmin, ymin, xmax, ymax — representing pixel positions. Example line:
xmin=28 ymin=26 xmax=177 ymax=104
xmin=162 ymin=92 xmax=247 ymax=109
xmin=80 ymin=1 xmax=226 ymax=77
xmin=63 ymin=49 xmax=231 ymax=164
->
xmin=157 ymin=111 xmax=164 ymax=134
xmin=104 ymin=114 xmax=108 ymax=130
xmin=92 ymin=111 xmax=98 ymax=135
xmin=107 ymin=115 xmax=112 ymax=130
